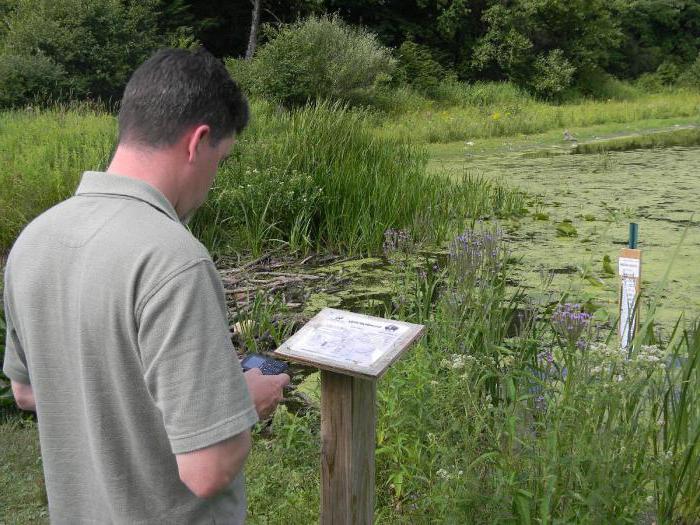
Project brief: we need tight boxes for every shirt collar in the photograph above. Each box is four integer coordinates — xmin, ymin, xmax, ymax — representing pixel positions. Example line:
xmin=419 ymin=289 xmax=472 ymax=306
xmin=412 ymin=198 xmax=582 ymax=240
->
xmin=75 ymin=171 xmax=181 ymax=223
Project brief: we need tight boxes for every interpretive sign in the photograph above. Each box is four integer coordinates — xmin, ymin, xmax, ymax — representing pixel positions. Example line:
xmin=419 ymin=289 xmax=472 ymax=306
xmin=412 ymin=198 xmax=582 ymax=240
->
xmin=275 ymin=308 xmax=425 ymax=524
xmin=275 ymin=307 xmax=425 ymax=379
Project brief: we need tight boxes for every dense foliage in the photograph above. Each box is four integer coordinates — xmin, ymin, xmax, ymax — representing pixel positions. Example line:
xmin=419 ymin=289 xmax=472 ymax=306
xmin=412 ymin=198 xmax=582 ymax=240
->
xmin=1 ymin=0 xmax=699 ymax=108
xmin=0 ymin=0 xmax=191 ymax=107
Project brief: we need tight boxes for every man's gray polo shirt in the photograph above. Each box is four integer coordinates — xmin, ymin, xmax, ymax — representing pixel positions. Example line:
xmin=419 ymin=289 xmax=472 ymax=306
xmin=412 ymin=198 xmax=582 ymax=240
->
xmin=2 ymin=171 xmax=258 ymax=524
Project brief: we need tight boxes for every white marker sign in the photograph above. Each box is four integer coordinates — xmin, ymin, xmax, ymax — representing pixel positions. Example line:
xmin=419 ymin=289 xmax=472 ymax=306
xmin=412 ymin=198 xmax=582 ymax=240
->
xmin=618 ymin=251 xmax=641 ymax=349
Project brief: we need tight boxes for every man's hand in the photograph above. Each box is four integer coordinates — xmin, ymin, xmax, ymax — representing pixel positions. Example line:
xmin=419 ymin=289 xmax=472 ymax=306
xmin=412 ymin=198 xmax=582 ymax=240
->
xmin=243 ymin=368 xmax=290 ymax=419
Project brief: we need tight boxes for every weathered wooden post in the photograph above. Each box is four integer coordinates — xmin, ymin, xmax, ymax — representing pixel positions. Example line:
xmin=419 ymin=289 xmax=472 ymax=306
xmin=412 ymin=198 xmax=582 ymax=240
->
xmin=276 ymin=308 xmax=425 ymax=524
xmin=619 ymin=223 xmax=642 ymax=349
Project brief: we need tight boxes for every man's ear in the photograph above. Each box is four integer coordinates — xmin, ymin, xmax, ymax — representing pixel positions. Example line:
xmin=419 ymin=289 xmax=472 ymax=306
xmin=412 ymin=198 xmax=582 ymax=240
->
xmin=186 ymin=125 xmax=211 ymax=163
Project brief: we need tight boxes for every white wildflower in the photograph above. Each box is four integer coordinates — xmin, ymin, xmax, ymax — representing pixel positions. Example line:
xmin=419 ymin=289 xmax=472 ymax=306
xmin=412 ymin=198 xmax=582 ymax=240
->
xmin=437 ymin=468 xmax=451 ymax=480
xmin=451 ymin=354 xmax=466 ymax=369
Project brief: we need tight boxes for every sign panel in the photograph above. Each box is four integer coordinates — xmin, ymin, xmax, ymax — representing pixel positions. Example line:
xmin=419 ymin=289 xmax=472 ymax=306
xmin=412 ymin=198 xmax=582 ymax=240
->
xmin=619 ymin=257 xmax=641 ymax=278
xmin=275 ymin=308 xmax=425 ymax=378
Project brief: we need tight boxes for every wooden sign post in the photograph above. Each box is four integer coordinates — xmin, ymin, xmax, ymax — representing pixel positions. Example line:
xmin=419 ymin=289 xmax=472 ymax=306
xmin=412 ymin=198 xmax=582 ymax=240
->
xmin=275 ymin=308 xmax=425 ymax=525
xmin=619 ymin=223 xmax=642 ymax=349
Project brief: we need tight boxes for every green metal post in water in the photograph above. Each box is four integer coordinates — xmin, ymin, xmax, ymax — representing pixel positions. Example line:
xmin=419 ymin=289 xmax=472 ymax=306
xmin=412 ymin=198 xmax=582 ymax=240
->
xmin=628 ymin=223 xmax=638 ymax=249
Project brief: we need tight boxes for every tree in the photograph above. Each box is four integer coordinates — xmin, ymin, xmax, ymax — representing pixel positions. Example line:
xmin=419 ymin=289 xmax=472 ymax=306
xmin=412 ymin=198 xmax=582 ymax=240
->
xmin=245 ymin=0 xmax=262 ymax=59
xmin=0 ymin=0 xmax=192 ymax=106
xmin=471 ymin=0 xmax=622 ymax=94
xmin=610 ymin=0 xmax=700 ymax=78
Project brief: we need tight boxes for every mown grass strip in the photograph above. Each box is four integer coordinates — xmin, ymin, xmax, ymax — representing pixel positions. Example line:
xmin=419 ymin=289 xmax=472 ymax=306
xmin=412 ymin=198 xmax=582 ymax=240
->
xmin=572 ymin=127 xmax=700 ymax=154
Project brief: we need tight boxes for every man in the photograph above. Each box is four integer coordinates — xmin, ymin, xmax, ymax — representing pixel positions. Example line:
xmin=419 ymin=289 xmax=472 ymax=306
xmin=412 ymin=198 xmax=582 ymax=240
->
xmin=2 ymin=48 xmax=289 ymax=523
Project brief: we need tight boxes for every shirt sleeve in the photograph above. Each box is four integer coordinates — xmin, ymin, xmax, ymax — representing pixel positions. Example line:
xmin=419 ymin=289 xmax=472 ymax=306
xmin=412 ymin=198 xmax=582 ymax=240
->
xmin=2 ymin=275 xmax=30 ymax=385
xmin=137 ymin=260 xmax=258 ymax=454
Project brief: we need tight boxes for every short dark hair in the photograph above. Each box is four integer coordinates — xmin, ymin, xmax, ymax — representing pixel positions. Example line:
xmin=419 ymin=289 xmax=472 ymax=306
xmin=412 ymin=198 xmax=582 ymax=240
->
xmin=117 ymin=48 xmax=249 ymax=147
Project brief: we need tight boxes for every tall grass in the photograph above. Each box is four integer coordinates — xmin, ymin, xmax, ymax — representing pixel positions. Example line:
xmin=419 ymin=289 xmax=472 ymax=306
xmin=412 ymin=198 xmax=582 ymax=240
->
xmin=190 ymin=100 xmax=525 ymax=256
xmin=655 ymin=323 xmax=700 ymax=521
xmin=0 ymin=105 xmax=115 ymax=250
xmin=0 ymin=102 xmax=524 ymax=256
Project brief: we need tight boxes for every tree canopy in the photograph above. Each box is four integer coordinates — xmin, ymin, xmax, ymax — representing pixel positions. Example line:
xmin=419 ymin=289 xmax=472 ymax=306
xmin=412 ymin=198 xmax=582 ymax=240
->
xmin=0 ymin=0 xmax=698 ymax=107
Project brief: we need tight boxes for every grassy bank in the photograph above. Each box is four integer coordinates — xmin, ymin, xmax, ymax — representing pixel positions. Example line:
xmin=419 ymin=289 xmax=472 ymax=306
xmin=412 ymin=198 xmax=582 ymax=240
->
xmin=572 ymin=127 xmax=700 ymax=154
xmin=378 ymin=90 xmax=700 ymax=144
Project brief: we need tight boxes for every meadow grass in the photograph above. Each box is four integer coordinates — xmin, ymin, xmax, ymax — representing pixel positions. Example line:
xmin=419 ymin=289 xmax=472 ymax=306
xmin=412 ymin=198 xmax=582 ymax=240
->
xmin=377 ymin=89 xmax=700 ymax=144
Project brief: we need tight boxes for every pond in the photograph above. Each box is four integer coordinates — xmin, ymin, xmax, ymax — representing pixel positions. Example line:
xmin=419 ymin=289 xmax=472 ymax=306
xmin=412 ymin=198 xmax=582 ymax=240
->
xmin=429 ymin=142 xmax=700 ymax=331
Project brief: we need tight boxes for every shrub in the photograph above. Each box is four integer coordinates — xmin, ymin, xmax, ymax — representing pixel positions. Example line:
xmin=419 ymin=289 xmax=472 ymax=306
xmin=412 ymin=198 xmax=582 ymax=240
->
xmin=224 ymin=57 xmax=259 ymax=99
xmin=635 ymin=72 xmax=666 ymax=93
xmin=569 ymin=68 xmax=642 ymax=101
xmin=656 ymin=61 xmax=682 ymax=85
xmin=0 ymin=52 xmax=70 ymax=107
xmin=245 ymin=15 xmax=395 ymax=107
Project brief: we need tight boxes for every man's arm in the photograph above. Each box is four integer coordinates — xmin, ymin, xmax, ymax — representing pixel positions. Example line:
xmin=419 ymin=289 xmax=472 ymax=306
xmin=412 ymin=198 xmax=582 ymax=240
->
xmin=174 ymin=369 xmax=289 ymax=499
xmin=11 ymin=380 xmax=35 ymax=411
xmin=176 ymin=430 xmax=252 ymax=499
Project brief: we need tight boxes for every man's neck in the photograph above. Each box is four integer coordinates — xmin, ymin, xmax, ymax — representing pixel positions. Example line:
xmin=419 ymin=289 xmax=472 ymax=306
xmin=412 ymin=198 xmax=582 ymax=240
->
xmin=106 ymin=144 xmax=183 ymax=214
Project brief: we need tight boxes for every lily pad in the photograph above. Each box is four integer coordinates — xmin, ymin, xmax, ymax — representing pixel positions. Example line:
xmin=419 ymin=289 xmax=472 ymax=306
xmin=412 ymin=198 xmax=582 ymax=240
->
xmin=555 ymin=220 xmax=578 ymax=237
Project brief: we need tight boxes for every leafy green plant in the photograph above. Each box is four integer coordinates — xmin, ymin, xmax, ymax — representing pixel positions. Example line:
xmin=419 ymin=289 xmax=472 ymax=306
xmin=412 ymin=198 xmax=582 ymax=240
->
xmin=530 ymin=49 xmax=576 ymax=99
xmin=243 ymin=14 xmax=395 ymax=108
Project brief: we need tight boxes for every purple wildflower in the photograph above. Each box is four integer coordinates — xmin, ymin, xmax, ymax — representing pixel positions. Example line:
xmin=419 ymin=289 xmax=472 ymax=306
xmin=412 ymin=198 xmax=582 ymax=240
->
xmin=537 ymin=350 xmax=554 ymax=367
xmin=552 ymin=303 xmax=592 ymax=349
xmin=448 ymin=228 xmax=504 ymax=284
